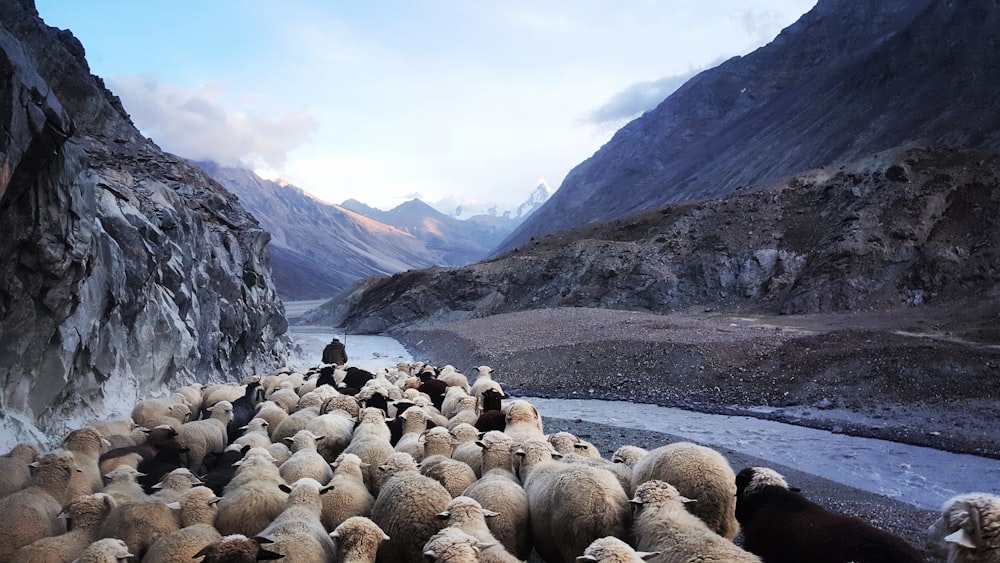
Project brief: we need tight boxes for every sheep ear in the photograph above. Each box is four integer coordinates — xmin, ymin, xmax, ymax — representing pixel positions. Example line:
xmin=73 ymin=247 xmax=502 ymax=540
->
xmin=576 ymin=556 xmax=598 ymax=562
xmin=279 ymin=484 xmax=292 ymax=493
xmin=435 ymin=510 xmax=451 ymax=520
xmin=629 ymin=498 xmax=644 ymax=506
xmin=680 ymin=496 xmax=697 ymax=504
xmin=193 ymin=545 xmax=213 ymax=558
xmin=945 ymin=529 xmax=978 ymax=549
xmin=165 ymin=501 xmax=181 ymax=511
xmin=330 ymin=529 xmax=341 ymax=539
xmin=382 ymin=533 xmax=390 ymax=541
xmin=551 ymin=452 xmax=563 ymax=459
xmin=321 ymin=485 xmax=335 ymax=495
xmin=424 ymin=548 xmax=438 ymax=559
xmin=253 ymin=536 xmax=275 ymax=545
xmin=257 ymin=549 xmax=285 ymax=560
xmin=283 ymin=437 xmax=293 ymax=444
xmin=477 ymin=541 xmax=496 ymax=550
xmin=481 ymin=508 xmax=500 ymax=518
xmin=573 ymin=444 xmax=589 ymax=450
xmin=638 ymin=551 xmax=662 ymax=560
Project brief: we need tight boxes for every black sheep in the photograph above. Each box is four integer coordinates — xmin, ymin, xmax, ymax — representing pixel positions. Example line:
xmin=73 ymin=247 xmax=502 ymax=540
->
xmin=364 ymin=391 xmax=389 ymax=416
xmin=388 ymin=401 xmax=417 ymax=446
xmin=342 ymin=366 xmax=374 ymax=391
xmin=137 ymin=439 xmax=190 ymax=493
xmin=474 ymin=389 xmax=506 ymax=433
xmin=418 ymin=378 xmax=448 ymax=411
xmin=735 ymin=466 xmax=923 ymax=563
xmin=315 ymin=366 xmax=337 ymax=389
xmin=200 ymin=445 xmax=250 ymax=495
xmin=227 ymin=381 xmax=264 ymax=444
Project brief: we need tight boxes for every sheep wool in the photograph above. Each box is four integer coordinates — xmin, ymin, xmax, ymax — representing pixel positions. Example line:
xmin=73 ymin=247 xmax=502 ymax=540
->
xmin=0 ymin=443 xmax=39 ymax=497
xmin=321 ymin=453 xmax=375 ymax=532
xmin=423 ymin=527 xmax=493 ymax=563
xmin=516 ymin=439 xmax=630 ymax=563
xmin=175 ymin=401 xmax=234 ymax=472
xmin=71 ymin=538 xmax=134 ymax=563
xmin=630 ymin=480 xmax=761 ymax=563
xmin=630 ymin=441 xmax=739 ymax=540
xmin=436 ymin=496 xmax=523 ymax=563
xmin=926 ymin=492 xmax=1000 ymax=563
xmin=215 ymin=448 xmax=288 ymax=537
xmin=257 ymin=477 xmax=337 ymax=562
xmin=0 ymin=450 xmax=80 ymax=560
xmin=141 ymin=486 xmax=223 ymax=563
xmin=464 ymin=434 xmax=531 ymax=559
xmin=330 ymin=516 xmax=389 ymax=563
xmin=8 ymin=492 xmax=116 ymax=563
xmin=576 ymin=537 xmax=661 ymax=563
xmin=371 ymin=464 xmax=452 ymax=563
xmin=420 ymin=454 xmax=478 ymax=498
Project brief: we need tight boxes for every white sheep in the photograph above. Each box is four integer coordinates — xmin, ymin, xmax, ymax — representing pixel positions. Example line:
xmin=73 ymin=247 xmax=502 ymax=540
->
xmin=394 ymin=407 xmax=430 ymax=461
xmin=253 ymin=400 xmax=289 ymax=431
xmin=437 ymin=366 xmax=471 ymax=392
xmin=371 ymin=455 xmax=452 ymax=563
xmin=175 ymin=401 xmax=234 ymax=472
xmin=101 ymin=465 xmax=148 ymax=505
xmin=305 ymin=410 xmax=356 ymax=462
xmin=269 ymin=405 xmax=319 ymax=443
xmin=322 ymin=453 xmax=375 ymax=532
xmin=422 ymin=426 xmax=455 ymax=458
xmin=630 ymin=441 xmax=739 ymax=540
xmin=330 ymin=516 xmax=389 ymax=563
xmin=926 ymin=492 xmax=1000 ymax=563
xmin=470 ymin=366 xmax=505 ymax=408
xmin=631 ymin=480 xmax=761 ymax=563
xmin=450 ymin=423 xmax=485 ymax=477
xmin=436 ymin=496 xmax=523 ymax=563
xmin=441 ymin=386 xmax=472 ymax=419
xmin=372 ymin=452 xmax=421 ymax=494
xmin=0 ymin=443 xmax=39 ymax=497
xmin=141 ymin=486 xmax=223 ymax=563
xmin=420 ymin=455 xmax=478 ymax=498
xmin=63 ymin=428 xmax=110 ymax=494
xmin=342 ymin=408 xmax=395 ymax=491
xmin=257 ymin=477 xmax=337 ymax=561
xmin=214 ymin=447 xmax=288 ymax=537
xmin=71 ymin=538 xmax=134 ymax=562
xmin=447 ymin=396 xmax=481 ymax=431
xmin=267 ymin=441 xmax=292 ymax=466
xmin=9 ymin=492 xmax=116 ymax=563
xmin=98 ymin=495 xmax=181 ymax=560
xmin=0 ymin=450 xmax=81 ymax=559
xmin=200 ymin=383 xmax=248 ymax=413
xmin=279 ymin=430 xmax=334 ymax=485
xmin=611 ymin=446 xmax=647 ymax=468
xmin=268 ymin=386 xmax=301 ymax=413
xmin=503 ymin=400 xmax=545 ymax=443
xmin=172 ymin=383 xmax=205 ymax=416
xmin=463 ymin=433 xmax=531 ymax=559
xmin=131 ymin=397 xmax=191 ymax=430
xmin=150 ymin=467 xmax=204 ymax=503
xmin=422 ymin=527 xmax=492 ymax=562
xmin=516 ymin=439 xmax=631 ymax=563
xmin=231 ymin=417 xmax=271 ymax=450
xmin=576 ymin=536 xmax=661 ymax=563
xmin=548 ymin=431 xmax=601 ymax=459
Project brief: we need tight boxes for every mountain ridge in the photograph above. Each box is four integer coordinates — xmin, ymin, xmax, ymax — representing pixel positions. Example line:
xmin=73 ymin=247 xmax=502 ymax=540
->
xmin=496 ymin=0 xmax=1000 ymax=255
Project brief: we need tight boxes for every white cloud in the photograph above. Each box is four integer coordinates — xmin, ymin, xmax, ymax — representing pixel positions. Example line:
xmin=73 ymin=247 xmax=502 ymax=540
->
xmin=107 ymin=75 xmax=318 ymax=169
xmin=583 ymin=59 xmax=725 ymax=127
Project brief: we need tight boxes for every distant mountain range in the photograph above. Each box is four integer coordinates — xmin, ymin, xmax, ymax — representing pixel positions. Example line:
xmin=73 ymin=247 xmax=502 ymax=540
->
xmin=496 ymin=0 xmax=1000 ymax=255
xmin=199 ymin=164 xmax=552 ymax=300
xmin=437 ymin=181 xmax=555 ymax=221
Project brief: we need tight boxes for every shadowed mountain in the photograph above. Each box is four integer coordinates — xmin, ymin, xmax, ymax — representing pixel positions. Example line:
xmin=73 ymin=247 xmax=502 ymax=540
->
xmin=497 ymin=0 xmax=1000 ymax=254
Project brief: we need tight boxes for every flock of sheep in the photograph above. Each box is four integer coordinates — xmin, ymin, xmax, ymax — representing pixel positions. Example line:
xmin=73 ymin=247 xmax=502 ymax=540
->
xmin=0 ymin=360 xmax=997 ymax=562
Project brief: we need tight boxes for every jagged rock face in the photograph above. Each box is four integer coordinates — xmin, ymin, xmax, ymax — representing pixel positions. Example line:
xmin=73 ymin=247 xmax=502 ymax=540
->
xmin=498 ymin=0 xmax=1000 ymax=254
xmin=328 ymin=148 xmax=1000 ymax=334
xmin=0 ymin=1 xmax=289 ymax=447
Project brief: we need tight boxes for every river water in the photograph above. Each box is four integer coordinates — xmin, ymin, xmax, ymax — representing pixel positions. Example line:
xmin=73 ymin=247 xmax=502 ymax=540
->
xmin=285 ymin=320 xmax=1000 ymax=511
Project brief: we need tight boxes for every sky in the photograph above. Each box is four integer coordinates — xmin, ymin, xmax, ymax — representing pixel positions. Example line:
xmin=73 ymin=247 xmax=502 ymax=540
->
xmin=35 ymin=1 xmax=816 ymax=211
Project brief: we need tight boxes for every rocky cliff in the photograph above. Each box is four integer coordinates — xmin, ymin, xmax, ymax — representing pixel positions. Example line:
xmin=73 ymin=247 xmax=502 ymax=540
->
xmin=497 ymin=0 xmax=1000 ymax=254
xmin=0 ymin=0 xmax=289 ymax=447
xmin=328 ymin=148 xmax=1000 ymax=334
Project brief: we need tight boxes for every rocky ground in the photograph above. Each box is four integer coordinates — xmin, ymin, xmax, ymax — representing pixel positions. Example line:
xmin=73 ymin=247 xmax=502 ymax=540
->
xmin=398 ymin=305 xmax=1000 ymax=562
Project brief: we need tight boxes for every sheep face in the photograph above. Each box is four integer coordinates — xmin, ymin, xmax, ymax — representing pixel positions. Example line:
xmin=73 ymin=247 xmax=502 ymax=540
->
xmin=927 ymin=493 xmax=1000 ymax=558
xmin=630 ymin=480 xmax=696 ymax=508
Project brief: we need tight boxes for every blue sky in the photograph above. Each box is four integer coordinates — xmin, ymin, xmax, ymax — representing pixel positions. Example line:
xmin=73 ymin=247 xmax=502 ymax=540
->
xmin=36 ymin=1 xmax=816 ymax=211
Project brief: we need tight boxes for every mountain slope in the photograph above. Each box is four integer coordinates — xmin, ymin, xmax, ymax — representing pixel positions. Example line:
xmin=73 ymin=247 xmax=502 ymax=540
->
xmin=322 ymin=148 xmax=1000 ymax=334
xmin=0 ymin=1 xmax=288 ymax=447
xmin=198 ymin=164 xmax=439 ymax=300
xmin=497 ymin=0 xmax=1000 ymax=254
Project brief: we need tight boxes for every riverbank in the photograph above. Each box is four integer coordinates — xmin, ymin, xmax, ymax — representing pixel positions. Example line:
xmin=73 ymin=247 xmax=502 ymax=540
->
xmin=397 ymin=306 xmax=1000 ymax=460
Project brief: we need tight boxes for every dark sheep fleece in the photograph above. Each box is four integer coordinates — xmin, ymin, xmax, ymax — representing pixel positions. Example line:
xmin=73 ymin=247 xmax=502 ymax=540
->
xmin=418 ymin=378 xmax=448 ymax=411
xmin=735 ymin=467 xmax=923 ymax=563
xmin=388 ymin=401 xmax=417 ymax=446
xmin=342 ymin=367 xmax=374 ymax=390
xmin=227 ymin=381 xmax=264 ymax=444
